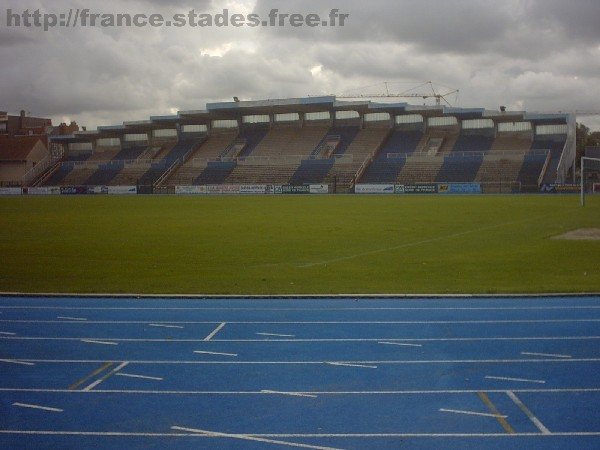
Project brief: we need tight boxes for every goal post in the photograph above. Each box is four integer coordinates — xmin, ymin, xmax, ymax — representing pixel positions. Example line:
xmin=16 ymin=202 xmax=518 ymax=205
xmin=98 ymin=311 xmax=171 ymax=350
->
xmin=581 ymin=157 xmax=600 ymax=207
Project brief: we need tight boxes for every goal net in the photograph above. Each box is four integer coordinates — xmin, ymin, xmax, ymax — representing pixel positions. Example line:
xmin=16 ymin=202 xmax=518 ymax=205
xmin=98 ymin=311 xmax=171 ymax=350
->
xmin=580 ymin=157 xmax=600 ymax=206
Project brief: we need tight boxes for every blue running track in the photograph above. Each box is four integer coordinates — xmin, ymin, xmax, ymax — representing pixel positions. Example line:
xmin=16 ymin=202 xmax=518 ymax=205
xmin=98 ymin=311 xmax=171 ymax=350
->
xmin=1 ymin=295 xmax=600 ymax=450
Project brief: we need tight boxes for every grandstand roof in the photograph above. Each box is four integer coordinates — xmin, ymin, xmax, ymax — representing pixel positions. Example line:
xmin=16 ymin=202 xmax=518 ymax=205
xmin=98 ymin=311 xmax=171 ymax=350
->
xmin=50 ymin=96 xmax=573 ymax=144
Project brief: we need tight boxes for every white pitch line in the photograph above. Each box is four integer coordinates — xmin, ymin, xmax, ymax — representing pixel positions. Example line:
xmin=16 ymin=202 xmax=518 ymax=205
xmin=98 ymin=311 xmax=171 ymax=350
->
xmin=521 ymin=352 xmax=572 ymax=359
xmin=57 ymin=316 xmax=87 ymax=321
xmin=506 ymin=391 xmax=551 ymax=435
xmin=378 ymin=341 xmax=423 ymax=348
xmin=298 ymin=218 xmax=532 ymax=268
xmin=148 ymin=324 xmax=184 ymax=329
xmin=115 ymin=373 xmax=163 ymax=381
xmin=80 ymin=339 xmax=118 ymax=346
xmin=261 ymin=390 xmax=318 ymax=398
xmin=0 ymin=331 xmax=16 ymax=336
xmin=440 ymin=408 xmax=508 ymax=419
xmin=193 ymin=350 xmax=238 ymax=357
xmin=13 ymin=403 xmax=63 ymax=413
xmin=486 ymin=376 xmax=546 ymax=384
xmin=256 ymin=333 xmax=296 ymax=337
xmin=170 ymin=426 xmax=344 ymax=450
xmin=325 ymin=362 xmax=378 ymax=369
xmin=204 ymin=323 xmax=226 ymax=341
xmin=0 ymin=359 xmax=35 ymax=366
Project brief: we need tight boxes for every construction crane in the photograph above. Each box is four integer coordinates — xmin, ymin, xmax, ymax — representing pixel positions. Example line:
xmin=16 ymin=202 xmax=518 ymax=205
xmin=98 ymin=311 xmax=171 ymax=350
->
xmin=332 ymin=81 xmax=460 ymax=107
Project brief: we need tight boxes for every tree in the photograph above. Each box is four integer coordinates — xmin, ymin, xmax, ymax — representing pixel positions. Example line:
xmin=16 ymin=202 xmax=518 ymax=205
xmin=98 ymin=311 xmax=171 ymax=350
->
xmin=587 ymin=131 xmax=600 ymax=148
xmin=576 ymin=122 xmax=590 ymax=162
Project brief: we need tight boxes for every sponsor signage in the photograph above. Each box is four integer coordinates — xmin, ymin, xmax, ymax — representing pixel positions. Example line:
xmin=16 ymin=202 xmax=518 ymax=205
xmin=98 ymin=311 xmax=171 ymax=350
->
xmin=60 ymin=186 xmax=88 ymax=195
xmin=309 ymin=184 xmax=329 ymax=194
xmin=207 ymin=185 xmax=241 ymax=195
xmin=175 ymin=186 xmax=207 ymax=195
xmin=438 ymin=183 xmax=482 ymax=194
xmin=0 ymin=187 xmax=21 ymax=195
xmin=239 ymin=185 xmax=273 ymax=194
xmin=355 ymin=184 xmax=395 ymax=194
xmin=108 ymin=186 xmax=137 ymax=195
xmin=25 ymin=186 xmax=61 ymax=195
xmin=281 ymin=185 xmax=310 ymax=194
xmin=87 ymin=186 xmax=109 ymax=195
xmin=594 ymin=183 xmax=600 ymax=194
xmin=540 ymin=184 xmax=580 ymax=194
xmin=396 ymin=184 xmax=438 ymax=194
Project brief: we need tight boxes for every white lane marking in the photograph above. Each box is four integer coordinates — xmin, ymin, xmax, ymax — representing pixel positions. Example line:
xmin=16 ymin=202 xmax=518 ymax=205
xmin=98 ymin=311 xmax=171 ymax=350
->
xmin=82 ymin=362 xmax=129 ymax=392
xmin=3 ymin=305 xmax=600 ymax=312
xmin=0 ymin=359 xmax=35 ymax=366
xmin=193 ymin=350 xmax=238 ymax=357
xmin=506 ymin=391 xmax=551 ymax=435
xmin=204 ymin=323 xmax=226 ymax=341
xmin=3 ymin=336 xmax=600 ymax=344
xmin=486 ymin=376 xmax=546 ymax=384
xmin=11 ymin=430 xmax=600 ymax=437
xmin=521 ymin=352 xmax=572 ymax=359
xmin=1 ymin=357 xmax=598 ymax=365
xmin=2 ymin=387 xmax=600 ymax=395
xmin=261 ymin=390 xmax=318 ymax=398
xmin=13 ymin=403 xmax=63 ymax=413
xmin=148 ymin=324 xmax=184 ymax=329
xmin=57 ymin=316 xmax=87 ymax=321
xmin=115 ymin=373 xmax=163 ymax=381
xmin=256 ymin=333 xmax=296 ymax=337
xmin=325 ymin=362 xmax=378 ymax=369
xmin=80 ymin=339 xmax=118 ymax=346
xmin=440 ymin=408 xmax=508 ymax=419
xmin=0 ymin=332 xmax=16 ymax=336
xmin=3 ymin=319 xmax=600 ymax=325
xmin=170 ymin=426 xmax=344 ymax=450
xmin=378 ymin=341 xmax=423 ymax=347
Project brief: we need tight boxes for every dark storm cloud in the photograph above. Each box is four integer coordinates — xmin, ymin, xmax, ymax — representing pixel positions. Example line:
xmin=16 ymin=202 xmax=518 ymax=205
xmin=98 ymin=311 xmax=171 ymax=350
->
xmin=526 ymin=0 xmax=600 ymax=43
xmin=254 ymin=0 xmax=600 ymax=57
xmin=0 ymin=0 xmax=599 ymax=129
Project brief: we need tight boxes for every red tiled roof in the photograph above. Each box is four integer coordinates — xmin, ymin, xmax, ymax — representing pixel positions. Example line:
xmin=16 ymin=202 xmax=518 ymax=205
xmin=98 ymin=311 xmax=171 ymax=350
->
xmin=0 ymin=136 xmax=46 ymax=161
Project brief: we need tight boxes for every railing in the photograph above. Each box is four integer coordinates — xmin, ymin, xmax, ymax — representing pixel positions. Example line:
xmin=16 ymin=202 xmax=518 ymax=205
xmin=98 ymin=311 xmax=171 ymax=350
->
xmin=387 ymin=149 xmax=550 ymax=160
xmin=21 ymin=147 xmax=64 ymax=187
xmin=556 ymin=132 xmax=575 ymax=184
xmin=21 ymin=153 xmax=53 ymax=187
xmin=193 ymin=154 xmax=355 ymax=168
xmin=538 ymin=150 xmax=552 ymax=188
xmin=30 ymin=160 xmax=62 ymax=187
xmin=352 ymin=153 xmax=375 ymax=189
xmin=154 ymin=159 xmax=180 ymax=187
xmin=316 ymin=135 xmax=341 ymax=158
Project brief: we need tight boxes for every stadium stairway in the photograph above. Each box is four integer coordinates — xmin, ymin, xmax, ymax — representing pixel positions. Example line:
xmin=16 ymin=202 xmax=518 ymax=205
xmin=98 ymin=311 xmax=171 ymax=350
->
xmin=359 ymin=129 xmax=423 ymax=183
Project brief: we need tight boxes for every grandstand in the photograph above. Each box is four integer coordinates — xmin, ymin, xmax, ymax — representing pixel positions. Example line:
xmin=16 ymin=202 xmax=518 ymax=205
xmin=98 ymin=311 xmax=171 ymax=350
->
xmin=30 ymin=97 xmax=575 ymax=194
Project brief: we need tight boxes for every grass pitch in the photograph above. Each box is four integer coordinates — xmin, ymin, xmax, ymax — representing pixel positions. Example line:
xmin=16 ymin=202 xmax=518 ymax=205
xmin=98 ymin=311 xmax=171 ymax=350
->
xmin=1 ymin=195 xmax=599 ymax=295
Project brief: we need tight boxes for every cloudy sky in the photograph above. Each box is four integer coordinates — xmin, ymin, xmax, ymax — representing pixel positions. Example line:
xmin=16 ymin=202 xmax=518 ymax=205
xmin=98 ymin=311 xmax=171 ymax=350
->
xmin=1 ymin=0 xmax=600 ymax=130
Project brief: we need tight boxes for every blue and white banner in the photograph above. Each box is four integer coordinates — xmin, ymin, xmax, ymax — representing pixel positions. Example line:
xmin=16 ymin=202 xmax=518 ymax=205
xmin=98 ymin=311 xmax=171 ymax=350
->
xmin=396 ymin=184 xmax=438 ymax=194
xmin=438 ymin=183 xmax=481 ymax=194
xmin=355 ymin=184 xmax=395 ymax=194
xmin=0 ymin=187 xmax=22 ymax=195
